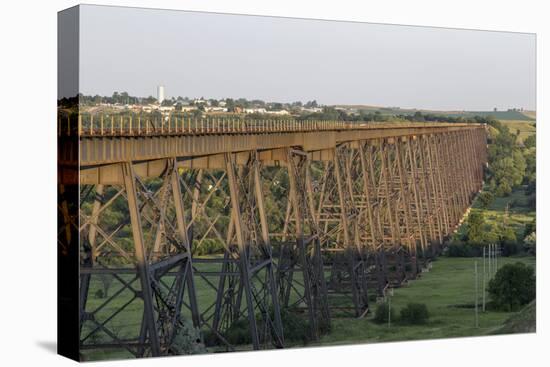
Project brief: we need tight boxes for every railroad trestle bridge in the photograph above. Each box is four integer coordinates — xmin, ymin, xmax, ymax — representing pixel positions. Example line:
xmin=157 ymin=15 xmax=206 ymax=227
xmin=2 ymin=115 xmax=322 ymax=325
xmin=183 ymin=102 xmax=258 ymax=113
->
xmin=58 ymin=115 xmax=487 ymax=358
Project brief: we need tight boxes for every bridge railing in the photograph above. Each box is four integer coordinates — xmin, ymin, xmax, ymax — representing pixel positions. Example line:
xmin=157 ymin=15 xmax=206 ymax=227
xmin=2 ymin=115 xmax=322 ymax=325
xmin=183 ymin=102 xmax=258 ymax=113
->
xmin=57 ymin=112 xmax=481 ymax=137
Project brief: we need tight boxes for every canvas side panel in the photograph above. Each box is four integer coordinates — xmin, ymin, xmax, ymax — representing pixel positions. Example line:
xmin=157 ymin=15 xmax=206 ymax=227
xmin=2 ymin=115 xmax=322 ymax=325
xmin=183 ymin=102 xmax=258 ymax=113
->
xmin=57 ymin=5 xmax=80 ymax=362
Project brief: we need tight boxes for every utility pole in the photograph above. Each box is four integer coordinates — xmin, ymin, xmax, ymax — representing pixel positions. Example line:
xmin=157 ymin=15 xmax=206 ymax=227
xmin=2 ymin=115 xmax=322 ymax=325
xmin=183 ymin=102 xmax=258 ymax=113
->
xmin=474 ymin=261 xmax=479 ymax=328
xmin=482 ymin=246 xmax=486 ymax=312
xmin=495 ymin=243 xmax=498 ymax=273
xmin=388 ymin=294 xmax=392 ymax=328
xmin=487 ymin=243 xmax=493 ymax=276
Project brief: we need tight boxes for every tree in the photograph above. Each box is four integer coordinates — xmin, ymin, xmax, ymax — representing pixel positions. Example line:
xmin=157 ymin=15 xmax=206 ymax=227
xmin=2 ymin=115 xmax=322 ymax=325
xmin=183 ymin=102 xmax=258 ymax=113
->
xmin=524 ymin=149 xmax=536 ymax=185
xmin=488 ymin=262 xmax=535 ymax=311
xmin=495 ymin=180 xmax=512 ymax=197
xmin=143 ymin=95 xmax=157 ymax=104
xmin=465 ymin=212 xmax=486 ymax=244
xmin=305 ymin=100 xmax=318 ymax=108
xmin=412 ymin=111 xmax=425 ymax=122
xmin=486 ymin=119 xmax=528 ymax=197
xmin=120 ymin=91 xmax=129 ymax=104
xmin=477 ymin=191 xmax=494 ymax=208
xmin=524 ymin=134 xmax=535 ymax=148
xmin=112 ymin=91 xmax=120 ymax=104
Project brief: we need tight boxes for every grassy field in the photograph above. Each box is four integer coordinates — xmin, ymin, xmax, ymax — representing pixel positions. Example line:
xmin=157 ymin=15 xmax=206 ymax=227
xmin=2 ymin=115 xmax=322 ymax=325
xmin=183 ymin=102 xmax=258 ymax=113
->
xmin=521 ymin=111 xmax=537 ymax=120
xmin=83 ymin=254 xmax=536 ymax=360
xmin=500 ymin=120 xmax=536 ymax=143
xmin=458 ymin=111 xmax=534 ymax=121
xmin=332 ymin=106 xmax=536 ymax=121
xmin=318 ymin=256 xmax=535 ymax=347
xmin=461 ymin=186 xmax=536 ymax=242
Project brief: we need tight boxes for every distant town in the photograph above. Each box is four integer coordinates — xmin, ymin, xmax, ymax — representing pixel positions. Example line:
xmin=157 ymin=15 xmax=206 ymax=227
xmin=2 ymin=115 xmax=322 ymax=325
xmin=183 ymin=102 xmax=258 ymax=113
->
xmin=71 ymin=85 xmax=535 ymax=123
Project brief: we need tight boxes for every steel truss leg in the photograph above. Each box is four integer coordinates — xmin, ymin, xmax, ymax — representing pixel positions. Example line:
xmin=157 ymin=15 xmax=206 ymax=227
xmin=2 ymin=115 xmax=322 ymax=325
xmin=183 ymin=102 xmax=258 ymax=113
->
xmin=332 ymin=146 xmax=369 ymax=316
xmin=170 ymin=161 xmax=201 ymax=329
xmin=219 ymin=152 xmax=284 ymax=349
xmin=122 ymin=162 xmax=161 ymax=357
xmin=283 ymin=148 xmax=331 ymax=338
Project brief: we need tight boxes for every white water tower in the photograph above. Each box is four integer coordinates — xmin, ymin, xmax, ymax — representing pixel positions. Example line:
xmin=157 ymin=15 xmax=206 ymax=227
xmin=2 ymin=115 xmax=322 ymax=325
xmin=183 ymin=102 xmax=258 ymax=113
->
xmin=157 ymin=85 xmax=165 ymax=104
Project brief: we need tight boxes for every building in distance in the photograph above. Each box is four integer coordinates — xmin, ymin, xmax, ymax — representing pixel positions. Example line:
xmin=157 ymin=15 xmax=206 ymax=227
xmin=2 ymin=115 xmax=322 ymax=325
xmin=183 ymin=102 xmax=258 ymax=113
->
xmin=157 ymin=85 xmax=165 ymax=104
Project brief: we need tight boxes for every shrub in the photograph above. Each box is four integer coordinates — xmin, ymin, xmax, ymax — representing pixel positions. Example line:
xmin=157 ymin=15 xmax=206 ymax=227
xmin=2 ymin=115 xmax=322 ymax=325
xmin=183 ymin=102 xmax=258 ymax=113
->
xmin=193 ymin=238 xmax=225 ymax=256
xmin=524 ymin=134 xmax=536 ymax=148
xmin=224 ymin=308 xmax=315 ymax=346
xmin=496 ymin=182 xmax=512 ymax=197
xmin=279 ymin=308 xmax=310 ymax=344
xmin=399 ymin=303 xmax=430 ymax=325
xmin=225 ymin=319 xmax=251 ymax=345
xmin=478 ymin=191 xmax=494 ymax=209
xmin=170 ymin=318 xmax=206 ymax=355
xmin=373 ymin=302 xmax=395 ymax=324
xmin=488 ymin=262 xmax=535 ymax=311
xmin=524 ymin=232 xmax=536 ymax=255
xmin=446 ymin=241 xmax=482 ymax=257
xmin=500 ymin=241 xmax=521 ymax=256
xmin=523 ymin=219 xmax=536 ymax=238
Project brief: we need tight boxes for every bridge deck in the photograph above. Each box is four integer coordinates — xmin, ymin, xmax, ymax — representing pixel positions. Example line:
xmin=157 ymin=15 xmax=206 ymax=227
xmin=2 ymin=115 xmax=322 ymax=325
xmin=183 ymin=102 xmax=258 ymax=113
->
xmin=58 ymin=118 xmax=485 ymax=185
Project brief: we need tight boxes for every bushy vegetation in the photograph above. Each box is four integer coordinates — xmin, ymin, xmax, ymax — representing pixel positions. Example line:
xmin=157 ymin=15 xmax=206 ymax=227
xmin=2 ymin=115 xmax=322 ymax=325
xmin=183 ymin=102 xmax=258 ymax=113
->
xmin=523 ymin=232 xmax=536 ymax=255
xmin=477 ymin=191 xmax=494 ymax=209
xmin=170 ymin=318 xmax=206 ymax=355
xmin=371 ymin=302 xmax=430 ymax=326
xmin=399 ymin=303 xmax=430 ymax=325
xmin=222 ymin=308 xmax=316 ymax=346
xmin=488 ymin=262 xmax=535 ymax=312
xmin=373 ymin=302 xmax=395 ymax=324
xmin=523 ymin=134 xmax=535 ymax=148
xmin=486 ymin=119 xmax=534 ymax=198
xmin=446 ymin=241 xmax=483 ymax=257
xmin=224 ymin=319 xmax=252 ymax=346
xmin=193 ymin=238 xmax=225 ymax=256
xmin=278 ymin=308 xmax=312 ymax=344
xmin=448 ymin=116 xmax=536 ymax=257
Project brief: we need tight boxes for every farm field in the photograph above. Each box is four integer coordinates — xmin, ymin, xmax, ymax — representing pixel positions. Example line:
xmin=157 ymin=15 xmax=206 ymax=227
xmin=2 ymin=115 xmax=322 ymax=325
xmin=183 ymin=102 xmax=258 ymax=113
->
xmin=499 ymin=119 xmax=536 ymax=143
xmin=455 ymin=111 xmax=534 ymax=121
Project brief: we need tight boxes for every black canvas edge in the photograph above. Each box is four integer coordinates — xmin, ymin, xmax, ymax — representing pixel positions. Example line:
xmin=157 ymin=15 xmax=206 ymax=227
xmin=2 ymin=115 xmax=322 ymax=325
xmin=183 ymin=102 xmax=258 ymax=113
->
xmin=58 ymin=4 xmax=81 ymax=362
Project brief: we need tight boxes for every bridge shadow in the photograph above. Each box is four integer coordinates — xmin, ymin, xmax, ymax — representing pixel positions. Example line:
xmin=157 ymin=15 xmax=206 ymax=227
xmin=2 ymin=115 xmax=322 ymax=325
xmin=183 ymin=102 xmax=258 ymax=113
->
xmin=36 ymin=340 xmax=57 ymax=354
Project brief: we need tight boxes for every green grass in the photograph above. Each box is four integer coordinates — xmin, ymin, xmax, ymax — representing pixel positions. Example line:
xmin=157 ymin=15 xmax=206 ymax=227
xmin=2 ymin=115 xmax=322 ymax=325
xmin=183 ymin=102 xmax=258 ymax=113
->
xmin=500 ymin=120 xmax=536 ymax=143
xmin=82 ymin=254 xmax=537 ymax=360
xmin=318 ymin=256 xmax=535 ymax=347
xmin=492 ymin=300 xmax=536 ymax=334
xmin=83 ymin=255 xmax=536 ymax=360
xmin=447 ymin=111 xmax=535 ymax=121
xmin=332 ymin=107 xmax=535 ymax=121
xmin=457 ymin=186 xmax=535 ymax=241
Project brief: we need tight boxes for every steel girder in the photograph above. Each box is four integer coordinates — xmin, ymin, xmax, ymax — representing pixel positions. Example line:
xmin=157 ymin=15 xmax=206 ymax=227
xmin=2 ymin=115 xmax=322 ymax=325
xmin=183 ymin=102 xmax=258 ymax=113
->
xmin=176 ymin=151 xmax=284 ymax=351
xmin=69 ymin=125 xmax=488 ymax=357
xmin=272 ymin=148 xmax=332 ymax=339
xmin=78 ymin=159 xmax=200 ymax=358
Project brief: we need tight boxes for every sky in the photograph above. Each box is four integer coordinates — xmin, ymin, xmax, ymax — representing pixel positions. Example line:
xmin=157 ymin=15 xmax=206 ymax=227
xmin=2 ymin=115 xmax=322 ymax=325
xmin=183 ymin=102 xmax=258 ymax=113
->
xmin=78 ymin=5 xmax=536 ymax=111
